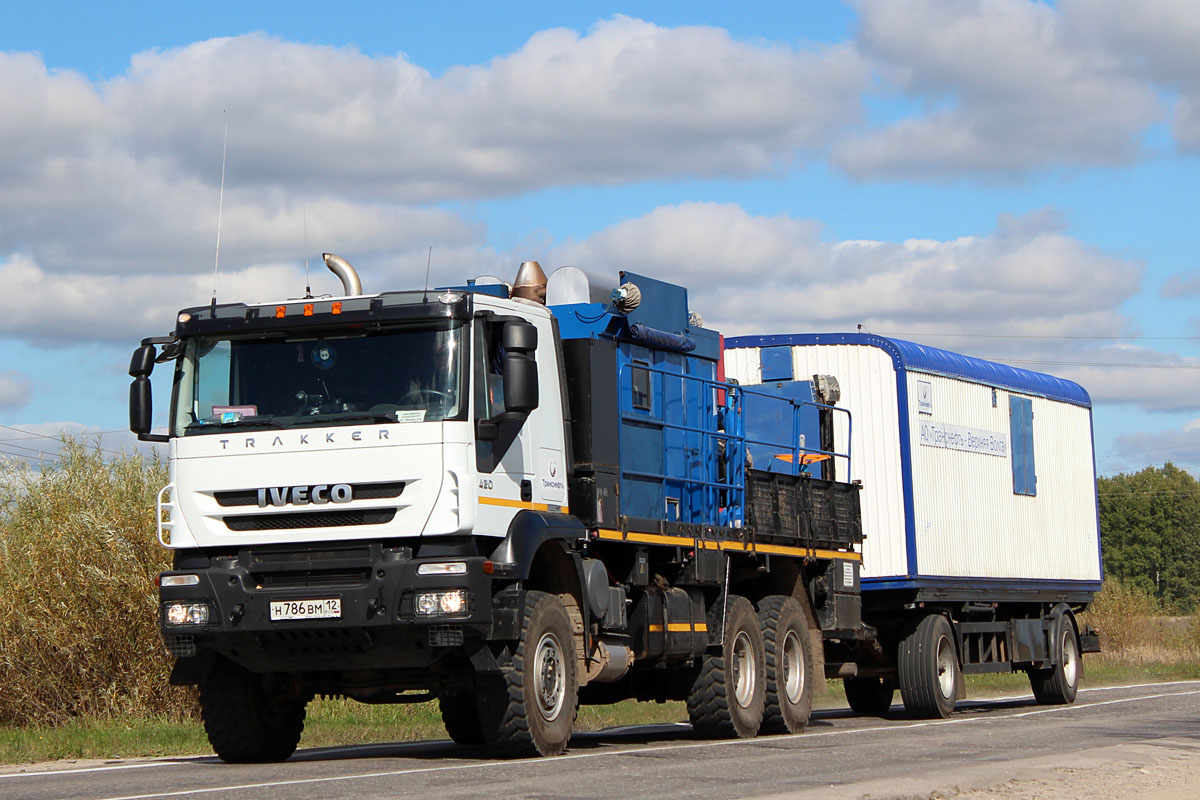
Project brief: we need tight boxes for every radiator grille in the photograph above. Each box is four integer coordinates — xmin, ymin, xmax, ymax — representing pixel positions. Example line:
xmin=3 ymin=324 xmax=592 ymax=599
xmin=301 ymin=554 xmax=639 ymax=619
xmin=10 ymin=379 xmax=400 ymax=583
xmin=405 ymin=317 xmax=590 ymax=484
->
xmin=224 ymin=508 xmax=397 ymax=531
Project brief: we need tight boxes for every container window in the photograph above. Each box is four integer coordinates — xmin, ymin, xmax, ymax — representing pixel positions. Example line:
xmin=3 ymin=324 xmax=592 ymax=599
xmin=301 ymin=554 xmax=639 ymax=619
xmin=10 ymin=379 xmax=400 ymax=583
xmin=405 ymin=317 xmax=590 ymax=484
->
xmin=631 ymin=362 xmax=651 ymax=410
xmin=1009 ymin=396 xmax=1036 ymax=496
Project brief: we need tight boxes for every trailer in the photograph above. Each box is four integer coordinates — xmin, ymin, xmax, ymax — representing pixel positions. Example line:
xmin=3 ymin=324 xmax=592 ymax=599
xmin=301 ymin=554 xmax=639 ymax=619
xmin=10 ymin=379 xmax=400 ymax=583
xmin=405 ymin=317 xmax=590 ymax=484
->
xmin=724 ymin=333 xmax=1101 ymax=715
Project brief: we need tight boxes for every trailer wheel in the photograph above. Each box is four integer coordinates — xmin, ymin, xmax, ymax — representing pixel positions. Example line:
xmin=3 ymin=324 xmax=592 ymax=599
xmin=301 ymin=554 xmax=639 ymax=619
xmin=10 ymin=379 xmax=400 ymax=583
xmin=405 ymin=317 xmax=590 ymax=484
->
xmin=898 ymin=614 xmax=959 ymax=719
xmin=439 ymin=690 xmax=486 ymax=745
xmin=843 ymin=676 xmax=896 ymax=715
xmin=199 ymin=659 xmax=308 ymax=763
xmin=1030 ymin=613 xmax=1080 ymax=705
xmin=478 ymin=590 xmax=577 ymax=756
xmin=757 ymin=595 xmax=813 ymax=734
xmin=688 ymin=595 xmax=766 ymax=738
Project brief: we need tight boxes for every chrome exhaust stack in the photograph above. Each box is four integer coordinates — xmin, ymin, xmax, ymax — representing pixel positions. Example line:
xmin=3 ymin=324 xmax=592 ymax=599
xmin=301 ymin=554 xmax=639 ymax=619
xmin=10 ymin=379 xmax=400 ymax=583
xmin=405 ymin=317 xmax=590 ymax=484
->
xmin=323 ymin=253 xmax=363 ymax=296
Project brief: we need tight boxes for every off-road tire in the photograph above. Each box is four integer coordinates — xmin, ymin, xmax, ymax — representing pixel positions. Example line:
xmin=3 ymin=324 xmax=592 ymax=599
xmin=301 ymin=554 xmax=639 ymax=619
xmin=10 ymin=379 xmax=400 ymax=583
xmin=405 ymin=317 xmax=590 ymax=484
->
xmin=478 ymin=590 xmax=578 ymax=756
xmin=843 ymin=676 xmax=896 ymax=715
xmin=199 ymin=659 xmax=308 ymax=763
xmin=439 ymin=690 xmax=486 ymax=745
xmin=898 ymin=613 xmax=959 ymax=719
xmin=688 ymin=594 xmax=766 ymax=739
xmin=1030 ymin=613 xmax=1081 ymax=705
xmin=758 ymin=595 xmax=814 ymax=734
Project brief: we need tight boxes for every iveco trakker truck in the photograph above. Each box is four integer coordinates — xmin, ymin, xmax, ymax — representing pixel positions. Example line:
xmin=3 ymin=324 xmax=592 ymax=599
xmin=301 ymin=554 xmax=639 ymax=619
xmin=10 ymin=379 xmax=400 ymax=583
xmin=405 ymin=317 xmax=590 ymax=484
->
xmin=130 ymin=256 xmax=1098 ymax=762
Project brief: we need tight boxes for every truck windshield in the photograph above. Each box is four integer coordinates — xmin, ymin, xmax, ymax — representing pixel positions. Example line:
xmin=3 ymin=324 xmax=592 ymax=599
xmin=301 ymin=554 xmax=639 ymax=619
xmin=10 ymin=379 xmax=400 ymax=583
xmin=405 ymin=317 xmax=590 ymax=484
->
xmin=172 ymin=321 xmax=465 ymax=436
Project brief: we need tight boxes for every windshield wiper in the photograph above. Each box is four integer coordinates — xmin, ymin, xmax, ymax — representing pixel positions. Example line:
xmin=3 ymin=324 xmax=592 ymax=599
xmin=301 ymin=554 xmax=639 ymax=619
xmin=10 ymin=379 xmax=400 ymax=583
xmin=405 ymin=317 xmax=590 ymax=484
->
xmin=186 ymin=417 xmax=283 ymax=430
xmin=305 ymin=411 xmax=399 ymax=425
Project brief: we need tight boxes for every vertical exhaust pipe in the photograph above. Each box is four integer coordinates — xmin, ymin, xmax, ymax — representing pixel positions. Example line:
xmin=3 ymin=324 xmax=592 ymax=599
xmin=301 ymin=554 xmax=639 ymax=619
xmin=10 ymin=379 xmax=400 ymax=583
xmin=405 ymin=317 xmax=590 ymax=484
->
xmin=323 ymin=253 xmax=363 ymax=296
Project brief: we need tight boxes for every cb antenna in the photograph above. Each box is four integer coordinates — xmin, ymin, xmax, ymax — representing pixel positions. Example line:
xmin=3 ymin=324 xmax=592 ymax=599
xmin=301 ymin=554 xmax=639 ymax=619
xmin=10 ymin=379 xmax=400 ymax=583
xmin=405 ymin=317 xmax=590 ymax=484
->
xmin=302 ymin=207 xmax=312 ymax=299
xmin=211 ymin=110 xmax=229 ymax=309
xmin=422 ymin=245 xmax=432 ymax=302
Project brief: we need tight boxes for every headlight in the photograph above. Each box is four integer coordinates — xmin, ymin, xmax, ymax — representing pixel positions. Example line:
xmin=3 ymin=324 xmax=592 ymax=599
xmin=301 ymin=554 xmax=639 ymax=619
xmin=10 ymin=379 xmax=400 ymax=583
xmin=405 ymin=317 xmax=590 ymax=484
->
xmin=415 ymin=589 xmax=470 ymax=617
xmin=164 ymin=602 xmax=211 ymax=626
xmin=160 ymin=574 xmax=200 ymax=587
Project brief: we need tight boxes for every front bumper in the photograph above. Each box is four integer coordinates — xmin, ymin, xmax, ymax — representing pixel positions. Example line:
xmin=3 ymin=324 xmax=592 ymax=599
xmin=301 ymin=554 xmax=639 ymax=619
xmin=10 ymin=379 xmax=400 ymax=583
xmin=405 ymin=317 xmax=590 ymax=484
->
xmin=159 ymin=541 xmax=500 ymax=674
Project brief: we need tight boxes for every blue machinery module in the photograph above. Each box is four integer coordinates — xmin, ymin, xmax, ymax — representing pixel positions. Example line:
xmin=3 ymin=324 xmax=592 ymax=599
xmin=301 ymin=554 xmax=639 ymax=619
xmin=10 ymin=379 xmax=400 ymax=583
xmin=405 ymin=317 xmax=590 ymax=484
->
xmin=551 ymin=273 xmax=850 ymax=532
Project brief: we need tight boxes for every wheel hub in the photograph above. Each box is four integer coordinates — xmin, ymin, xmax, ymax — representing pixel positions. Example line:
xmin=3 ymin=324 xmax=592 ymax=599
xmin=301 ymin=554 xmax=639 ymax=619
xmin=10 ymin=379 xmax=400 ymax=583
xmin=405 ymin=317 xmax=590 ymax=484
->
xmin=781 ymin=629 xmax=805 ymax=704
xmin=533 ymin=631 xmax=566 ymax=721
xmin=732 ymin=630 xmax=756 ymax=708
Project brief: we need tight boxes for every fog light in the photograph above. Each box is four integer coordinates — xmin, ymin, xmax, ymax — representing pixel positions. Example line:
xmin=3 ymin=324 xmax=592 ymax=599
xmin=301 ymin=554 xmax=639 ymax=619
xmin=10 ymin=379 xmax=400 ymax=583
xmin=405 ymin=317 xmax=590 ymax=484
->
xmin=416 ymin=561 xmax=467 ymax=576
xmin=415 ymin=589 xmax=469 ymax=617
xmin=164 ymin=602 xmax=210 ymax=626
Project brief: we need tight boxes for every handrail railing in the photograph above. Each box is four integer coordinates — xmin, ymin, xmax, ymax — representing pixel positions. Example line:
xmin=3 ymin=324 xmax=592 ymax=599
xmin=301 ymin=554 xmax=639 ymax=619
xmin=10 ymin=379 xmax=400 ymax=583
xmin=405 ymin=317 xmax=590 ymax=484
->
xmin=615 ymin=362 xmax=852 ymax=529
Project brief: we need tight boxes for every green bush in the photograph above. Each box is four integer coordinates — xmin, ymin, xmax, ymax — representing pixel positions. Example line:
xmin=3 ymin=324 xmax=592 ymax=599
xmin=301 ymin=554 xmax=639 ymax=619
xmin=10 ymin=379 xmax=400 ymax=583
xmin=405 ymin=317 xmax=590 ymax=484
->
xmin=0 ymin=438 xmax=195 ymax=726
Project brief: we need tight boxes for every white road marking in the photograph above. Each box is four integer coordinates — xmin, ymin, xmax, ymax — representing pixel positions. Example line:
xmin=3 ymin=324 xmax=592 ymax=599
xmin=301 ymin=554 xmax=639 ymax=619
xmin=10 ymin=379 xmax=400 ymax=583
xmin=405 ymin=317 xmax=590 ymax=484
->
xmin=87 ymin=684 xmax=1200 ymax=800
xmin=0 ymin=761 xmax=182 ymax=780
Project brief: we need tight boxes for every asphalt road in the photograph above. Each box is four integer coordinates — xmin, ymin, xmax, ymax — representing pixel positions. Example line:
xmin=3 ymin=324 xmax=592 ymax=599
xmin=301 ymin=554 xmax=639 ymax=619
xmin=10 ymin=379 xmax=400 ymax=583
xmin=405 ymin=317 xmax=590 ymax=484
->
xmin=5 ymin=681 xmax=1200 ymax=800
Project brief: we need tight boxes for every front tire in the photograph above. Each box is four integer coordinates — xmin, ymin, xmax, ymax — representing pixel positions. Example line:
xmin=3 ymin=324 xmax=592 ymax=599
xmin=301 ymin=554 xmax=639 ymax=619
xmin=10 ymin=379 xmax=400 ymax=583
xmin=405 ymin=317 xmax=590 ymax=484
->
xmin=1030 ymin=613 xmax=1080 ymax=705
xmin=758 ymin=596 xmax=814 ymax=734
xmin=844 ymin=676 xmax=896 ymax=715
xmin=898 ymin=614 xmax=959 ymax=719
xmin=439 ymin=690 xmax=486 ymax=745
xmin=199 ymin=659 xmax=308 ymax=763
xmin=478 ymin=590 xmax=578 ymax=756
xmin=688 ymin=595 xmax=766 ymax=738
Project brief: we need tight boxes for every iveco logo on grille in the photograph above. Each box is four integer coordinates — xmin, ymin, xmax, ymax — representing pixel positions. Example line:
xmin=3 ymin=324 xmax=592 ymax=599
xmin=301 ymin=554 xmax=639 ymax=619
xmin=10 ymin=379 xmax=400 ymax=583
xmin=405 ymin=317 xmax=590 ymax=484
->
xmin=256 ymin=484 xmax=353 ymax=507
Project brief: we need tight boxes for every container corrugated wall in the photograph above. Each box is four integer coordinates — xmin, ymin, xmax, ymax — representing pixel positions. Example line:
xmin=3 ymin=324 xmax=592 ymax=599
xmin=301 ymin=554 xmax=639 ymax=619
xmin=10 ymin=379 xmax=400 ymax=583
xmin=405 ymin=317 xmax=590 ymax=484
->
xmin=726 ymin=343 xmax=908 ymax=578
xmin=905 ymin=372 xmax=1100 ymax=581
xmin=726 ymin=341 xmax=1100 ymax=583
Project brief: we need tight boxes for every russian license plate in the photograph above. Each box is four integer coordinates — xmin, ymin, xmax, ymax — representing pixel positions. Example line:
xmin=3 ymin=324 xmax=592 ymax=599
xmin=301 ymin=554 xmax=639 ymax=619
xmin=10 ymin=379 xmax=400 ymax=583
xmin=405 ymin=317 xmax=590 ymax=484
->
xmin=269 ymin=598 xmax=341 ymax=621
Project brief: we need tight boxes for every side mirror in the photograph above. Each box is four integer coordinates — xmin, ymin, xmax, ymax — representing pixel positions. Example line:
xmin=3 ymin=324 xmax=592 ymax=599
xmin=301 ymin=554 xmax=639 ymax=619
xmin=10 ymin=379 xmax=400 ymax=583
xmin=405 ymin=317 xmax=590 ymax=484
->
xmin=129 ymin=344 xmax=156 ymax=377
xmin=129 ymin=343 xmax=168 ymax=442
xmin=503 ymin=320 xmax=537 ymax=353
xmin=502 ymin=353 xmax=539 ymax=414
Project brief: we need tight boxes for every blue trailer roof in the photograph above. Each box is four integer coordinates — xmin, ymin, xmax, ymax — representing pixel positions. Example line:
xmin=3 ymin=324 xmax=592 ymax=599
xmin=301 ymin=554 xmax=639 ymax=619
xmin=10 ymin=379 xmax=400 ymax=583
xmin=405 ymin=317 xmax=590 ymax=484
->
xmin=725 ymin=332 xmax=1091 ymax=408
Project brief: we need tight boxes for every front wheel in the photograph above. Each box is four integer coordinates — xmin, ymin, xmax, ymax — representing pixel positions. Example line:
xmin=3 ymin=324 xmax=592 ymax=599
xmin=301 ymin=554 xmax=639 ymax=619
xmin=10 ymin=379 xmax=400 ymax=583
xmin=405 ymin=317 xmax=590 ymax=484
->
xmin=199 ymin=659 xmax=309 ymax=763
xmin=1030 ymin=613 xmax=1080 ymax=705
xmin=439 ymin=689 xmax=486 ymax=745
xmin=688 ymin=595 xmax=766 ymax=738
xmin=478 ymin=590 xmax=578 ymax=756
xmin=897 ymin=614 xmax=959 ymax=719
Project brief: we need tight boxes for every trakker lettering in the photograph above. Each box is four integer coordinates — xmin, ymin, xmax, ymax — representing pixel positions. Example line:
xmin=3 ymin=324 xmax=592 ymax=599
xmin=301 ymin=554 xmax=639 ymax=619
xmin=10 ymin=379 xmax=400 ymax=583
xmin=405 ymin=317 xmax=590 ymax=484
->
xmin=256 ymin=483 xmax=353 ymax=507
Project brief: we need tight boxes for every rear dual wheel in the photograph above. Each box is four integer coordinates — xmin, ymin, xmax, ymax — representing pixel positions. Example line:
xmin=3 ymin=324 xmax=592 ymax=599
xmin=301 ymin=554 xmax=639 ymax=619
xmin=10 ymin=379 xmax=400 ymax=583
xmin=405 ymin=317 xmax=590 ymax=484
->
xmin=758 ymin=595 xmax=814 ymax=734
xmin=844 ymin=676 xmax=896 ymax=715
xmin=688 ymin=595 xmax=766 ymax=738
xmin=1030 ymin=613 xmax=1080 ymax=705
xmin=898 ymin=614 xmax=959 ymax=719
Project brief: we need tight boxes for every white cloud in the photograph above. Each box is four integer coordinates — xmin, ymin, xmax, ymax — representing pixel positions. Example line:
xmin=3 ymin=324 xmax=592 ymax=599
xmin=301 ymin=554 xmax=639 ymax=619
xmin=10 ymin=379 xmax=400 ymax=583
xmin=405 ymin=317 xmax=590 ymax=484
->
xmin=552 ymin=202 xmax=1139 ymax=335
xmin=836 ymin=0 xmax=1162 ymax=178
xmin=1063 ymin=0 xmax=1200 ymax=152
xmin=1102 ymin=422 xmax=1200 ymax=477
xmin=0 ymin=17 xmax=866 ymax=312
xmin=97 ymin=19 xmax=866 ymax=199
xmin=0 ymin=371 xmax=32 ymax=409
xmin=549 ymin=202 xmax=1200 ymax=414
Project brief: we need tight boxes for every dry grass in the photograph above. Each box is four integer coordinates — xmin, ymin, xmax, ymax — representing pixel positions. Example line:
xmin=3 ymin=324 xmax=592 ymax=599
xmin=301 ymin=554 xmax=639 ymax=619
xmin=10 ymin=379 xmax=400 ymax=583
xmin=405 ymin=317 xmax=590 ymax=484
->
xmin=1082 ymin=579 xmax=1200 ymax=665
xmin=0 ymin=439 xmax=195 ymax=726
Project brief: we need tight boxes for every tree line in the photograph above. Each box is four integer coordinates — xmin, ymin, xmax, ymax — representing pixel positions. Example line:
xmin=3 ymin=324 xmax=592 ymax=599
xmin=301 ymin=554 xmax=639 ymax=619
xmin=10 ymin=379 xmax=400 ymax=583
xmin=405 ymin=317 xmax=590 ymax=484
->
xmin=1098 ymin=463 xmax=1200 ymax=613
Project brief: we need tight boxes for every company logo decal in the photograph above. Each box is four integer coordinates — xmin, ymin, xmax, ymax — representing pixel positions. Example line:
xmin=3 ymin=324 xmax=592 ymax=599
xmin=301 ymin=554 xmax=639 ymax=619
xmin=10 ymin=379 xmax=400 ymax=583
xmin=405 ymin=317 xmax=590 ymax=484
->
xmin=257 ymin=484 xmax=353 ymax=507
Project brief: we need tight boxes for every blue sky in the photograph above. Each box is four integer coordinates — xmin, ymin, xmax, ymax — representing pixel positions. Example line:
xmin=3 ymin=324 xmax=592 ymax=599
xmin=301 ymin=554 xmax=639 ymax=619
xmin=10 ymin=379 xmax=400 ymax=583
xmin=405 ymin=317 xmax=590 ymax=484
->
xmin=1 ymin=0 xmax=1199 ymax=477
